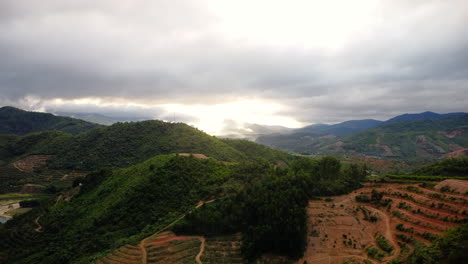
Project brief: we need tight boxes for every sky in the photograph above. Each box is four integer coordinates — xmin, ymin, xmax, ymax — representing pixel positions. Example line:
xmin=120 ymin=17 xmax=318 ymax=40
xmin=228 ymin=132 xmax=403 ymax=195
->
xmin=1 ymin=0 xmax=468 ymax=135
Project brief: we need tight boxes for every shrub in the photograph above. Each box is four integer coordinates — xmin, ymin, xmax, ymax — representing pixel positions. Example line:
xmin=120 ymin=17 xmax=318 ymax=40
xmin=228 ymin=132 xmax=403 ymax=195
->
xmin=376 ymin=234 xmax=394 ymax=253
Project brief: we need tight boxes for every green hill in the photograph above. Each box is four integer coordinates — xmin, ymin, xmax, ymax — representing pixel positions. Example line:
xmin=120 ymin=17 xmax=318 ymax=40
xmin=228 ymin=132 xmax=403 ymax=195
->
xmin=413 ymin=157 xmax=468 ymax=176
xmin=0 ymin=154 xmax=365 ymax=264
xmin=0 ymin=106 xmax=101 ymax=135
xmin=1 ymin=121 xmax=250 ymax=170
xmin=221 ymin=138 xmax=297 ymax=164
xmin=0 ymin=118 xmax=302 ymax=196
xmin=258 ymin=114 xmax=468 ymax=161
xmin=0 ymin=154 xmax=230 ymax=263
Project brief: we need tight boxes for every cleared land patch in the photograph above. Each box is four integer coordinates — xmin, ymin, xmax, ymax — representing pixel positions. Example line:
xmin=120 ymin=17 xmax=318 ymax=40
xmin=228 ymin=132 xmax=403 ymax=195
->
xmin=297 ymin=180 xmax=468 ymax=264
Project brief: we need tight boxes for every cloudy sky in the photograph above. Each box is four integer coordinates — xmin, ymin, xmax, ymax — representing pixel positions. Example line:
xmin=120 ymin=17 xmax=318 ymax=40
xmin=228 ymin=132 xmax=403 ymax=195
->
xmin=1 ymin=0 xmax=467 ymax=135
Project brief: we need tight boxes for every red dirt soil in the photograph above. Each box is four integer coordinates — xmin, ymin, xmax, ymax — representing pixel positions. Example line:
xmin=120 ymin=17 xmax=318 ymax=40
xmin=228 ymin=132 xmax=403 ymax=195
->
xmin=296 ymin=182 xmax=468 ymax=264
xmin=12 ymin=155 xmax=51 ymax=173
xmin=178 ymin=153 xmax=209 ymax=159
xmin=445 ymin=148 xmax=468 ymax=158
xmin=437 ymin=129 xmax=464 ymax=139
xmin=435 ymin=179 xmax=468 ymax=194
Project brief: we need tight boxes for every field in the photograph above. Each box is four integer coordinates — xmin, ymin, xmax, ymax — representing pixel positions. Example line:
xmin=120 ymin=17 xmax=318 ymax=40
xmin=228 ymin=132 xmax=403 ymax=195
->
xmin=297 ymin=180 xmax=468 ymax=264
xmin=95 ymin=231 xmax=203 ymax=264
xmin=96 ymin=231 xmax=247 ymax=264
xmin=200 ymin=234 xmax=243 ymax=264
xmin=0 ymin=155 xmax=86 ymax=194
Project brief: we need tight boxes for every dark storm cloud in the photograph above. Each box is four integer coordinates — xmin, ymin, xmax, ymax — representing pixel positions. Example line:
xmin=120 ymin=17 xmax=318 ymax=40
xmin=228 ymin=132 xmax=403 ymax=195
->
xmin=0 ymin=0 xmax=467 ymax=126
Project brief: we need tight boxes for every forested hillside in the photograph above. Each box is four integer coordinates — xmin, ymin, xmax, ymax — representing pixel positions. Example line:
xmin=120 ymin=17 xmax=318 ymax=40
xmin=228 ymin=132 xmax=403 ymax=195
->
xmin=0 ymin=106 xmax=101 ymax=135
xmin=0 ymin=154 xmax=367 ymax=263
xmin=258 ymin=114 xmax=468 ymax=160
xmin=414 ymin=157 xmax=468 ymax=176
xmin=0 ymin=121 xmax=253 ymax=170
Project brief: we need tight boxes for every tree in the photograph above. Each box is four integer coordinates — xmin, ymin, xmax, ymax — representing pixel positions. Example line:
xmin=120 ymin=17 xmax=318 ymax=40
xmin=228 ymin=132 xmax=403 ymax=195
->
xmin=317 ymin=156 xmax=341 ymax=180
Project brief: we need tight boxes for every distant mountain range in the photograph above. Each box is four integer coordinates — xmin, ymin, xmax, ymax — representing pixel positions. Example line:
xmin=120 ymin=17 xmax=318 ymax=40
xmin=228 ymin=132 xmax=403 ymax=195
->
xmin=2 ymin=106 xmax=467 ymax=161
xmin=385 ymin=111 xmax=466 ymax=123
xmin=0 ymin=106 xmax=294 ymax=170
xmin=0 ymin=106 xmax=101 ymax=135
xmin=55 ymin=112 xmax=153 ymax=125
xmin=257 ymin=111 xmax=468 ymax=160
xmin=294 ymin=119 xmax=384 ymax=137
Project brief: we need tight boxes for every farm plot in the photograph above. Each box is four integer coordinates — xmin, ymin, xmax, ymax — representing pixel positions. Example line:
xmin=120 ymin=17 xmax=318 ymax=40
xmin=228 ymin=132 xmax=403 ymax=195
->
xmin=200 ymin=233 xmax=243 ymax=264
xmin=95 ymin=244 xmax=143 ymax=264
xmin=297 ymin=180 xmax=468 ymax=264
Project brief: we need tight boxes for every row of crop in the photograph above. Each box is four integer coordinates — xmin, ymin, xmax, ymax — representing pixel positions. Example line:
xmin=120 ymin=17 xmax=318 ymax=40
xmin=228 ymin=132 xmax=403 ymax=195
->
xmin=385 ymin=174 xmax=466 ymax=181
xmin=396 ymin=224 xmax=440 ymax=242
xmin=391 ymin=210 xmax=445 ymax=232
xmin=201 ymin=235 xmax=243 ymax=264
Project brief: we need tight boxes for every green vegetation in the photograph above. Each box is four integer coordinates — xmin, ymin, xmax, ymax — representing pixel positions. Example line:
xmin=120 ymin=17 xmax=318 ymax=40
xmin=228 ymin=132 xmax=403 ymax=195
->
xmin=414 ymin=157 xmax=468 ymax=176
xmin=175 ymin=156 xmax=367 ymax=260
xmin=0 ymin=154 xmax=367 ymax=263
xmin=221 ymin=138 xmax=297 ymax=164
xmin=257 ymin=114 xmax=468 ymax=162
xmin=407 ymin=224 xmax=468 ymax=264
xmin=0 ymin=193 xmax=50 ymax=201
xmin=366 ymin=246 xmax=385 ymax=261
xmin=376 ymin=234 xmax=394 ymax=253
xmin=385 ymin=174 xmax=466 ymax=182
xmin=0 ymin=106 xmax=101 ymax=135
xmin=1 ymin=121 xmax=301 ymax=171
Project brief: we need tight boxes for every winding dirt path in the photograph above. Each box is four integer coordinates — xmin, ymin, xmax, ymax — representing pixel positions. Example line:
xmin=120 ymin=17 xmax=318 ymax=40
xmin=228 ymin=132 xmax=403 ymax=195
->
xmin=137 ymin=199 xmax=216 ymax=264
xmin=34 ymin=216 xmax=42 ymax=232
xmin=139 ymin=239 xmax=147 ymax=264
xmin=195 ymin=236 xmax=206 ymax=264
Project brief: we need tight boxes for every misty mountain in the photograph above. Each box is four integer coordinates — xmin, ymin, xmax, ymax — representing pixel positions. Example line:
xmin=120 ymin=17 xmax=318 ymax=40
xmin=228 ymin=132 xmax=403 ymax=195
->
xmin=0 ymin=106 xmax=101 ymax=135
xmin=295 ymin=119 xmax=384 ymax=137
xmin=55 ymin=112 xmax=155 ymax=126
xmin=258 ymin=113 xmax=468 ymax=160
xmin=385 ymin=111 xmax=466 ymax=123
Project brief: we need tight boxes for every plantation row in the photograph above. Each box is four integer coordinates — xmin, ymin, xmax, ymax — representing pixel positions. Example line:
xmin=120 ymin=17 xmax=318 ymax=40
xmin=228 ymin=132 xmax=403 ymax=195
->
xmin=95 ymin=231 xmax=245 ymax=264
xmin=354 ymin=182 xmax=468 ymax=262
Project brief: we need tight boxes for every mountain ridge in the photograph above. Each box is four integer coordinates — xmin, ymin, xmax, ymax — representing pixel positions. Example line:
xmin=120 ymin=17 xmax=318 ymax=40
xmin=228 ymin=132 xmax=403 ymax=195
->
xmin=0 ymin=106 xmax=102 ymax=135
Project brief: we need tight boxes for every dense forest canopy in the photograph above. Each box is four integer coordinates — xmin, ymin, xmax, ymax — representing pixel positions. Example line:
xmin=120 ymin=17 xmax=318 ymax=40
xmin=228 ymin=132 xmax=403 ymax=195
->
xmin=0 ymin=106 xmax=101 ymax=135
xmin=0 ymin=154 xmax=367 ymax=263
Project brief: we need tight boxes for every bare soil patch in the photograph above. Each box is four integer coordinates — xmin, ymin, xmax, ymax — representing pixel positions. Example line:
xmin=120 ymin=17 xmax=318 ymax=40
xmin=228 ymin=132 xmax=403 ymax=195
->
xmin=178 ymin=153 xmax=209 ymax=159
xmin=435 ymin=179 xmax=468 ymax=194
xmin=297 ymin=182 xmax=468 ymax=264
xmin=12 ymin=155 xmax=51 ymax=173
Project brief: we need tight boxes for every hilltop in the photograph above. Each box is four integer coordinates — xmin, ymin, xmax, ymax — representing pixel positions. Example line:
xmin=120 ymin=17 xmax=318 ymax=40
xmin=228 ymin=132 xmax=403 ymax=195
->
xmin=0 ymin=106 xmax=101 ymax=135
xmin=0 ymin=118 xmax=297 ymax=194
xmin=1 ymin=121 xmax=248 ymax=171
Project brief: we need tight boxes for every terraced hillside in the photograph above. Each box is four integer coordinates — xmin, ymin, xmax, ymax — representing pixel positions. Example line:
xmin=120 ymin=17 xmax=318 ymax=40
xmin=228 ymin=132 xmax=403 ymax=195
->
xmin=96 ymin=231 xmax=246 ymax=264
xmin=201 ymin=233 xmax=243 ymax=264
xmin=299 ymin=180 xmax=468 ymax=264
xmin=0 ymin=155 xmax=86 ymax=194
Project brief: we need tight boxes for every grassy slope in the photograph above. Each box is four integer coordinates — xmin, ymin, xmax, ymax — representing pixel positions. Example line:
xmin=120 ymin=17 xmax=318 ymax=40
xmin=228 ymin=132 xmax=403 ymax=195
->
xmin=0 ymin=106 xmax=101 ymax=135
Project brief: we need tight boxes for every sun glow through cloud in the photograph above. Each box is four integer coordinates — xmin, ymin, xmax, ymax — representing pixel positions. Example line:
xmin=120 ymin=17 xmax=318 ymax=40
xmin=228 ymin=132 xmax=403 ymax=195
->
xmin=23 ymin=96 xmax=305 ymax=135
xmin=1 ymin=0 xmax=467 ymax=129
xmin=162 ymin=100 xmax=304 ymax=135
